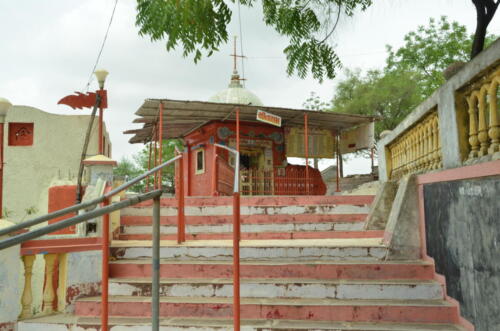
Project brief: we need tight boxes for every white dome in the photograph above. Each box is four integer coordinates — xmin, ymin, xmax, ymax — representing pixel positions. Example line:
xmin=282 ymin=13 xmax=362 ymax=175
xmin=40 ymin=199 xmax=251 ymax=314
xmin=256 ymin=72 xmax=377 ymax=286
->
xmin=209 ymin=70 xmax=263 ymax=106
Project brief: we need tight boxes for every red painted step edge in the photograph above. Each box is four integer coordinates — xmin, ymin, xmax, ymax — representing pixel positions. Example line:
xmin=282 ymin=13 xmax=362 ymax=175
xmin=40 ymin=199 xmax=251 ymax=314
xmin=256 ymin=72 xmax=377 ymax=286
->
xmin=109 ymin=262 xmax=435 ymax=280
xmin=118 ymin=230 xmax=385 ymax=241
xmin=75 ymin=300 xmax=459 ymax=324
xmin=121 ymin=214 xmax=368 ymax=226
xmin=130 ymin=195 xmax=375 ymax=207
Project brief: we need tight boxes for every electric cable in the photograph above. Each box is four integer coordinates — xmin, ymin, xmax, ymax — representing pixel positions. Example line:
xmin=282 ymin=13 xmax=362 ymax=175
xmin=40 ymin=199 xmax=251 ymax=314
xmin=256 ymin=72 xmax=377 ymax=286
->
xmin=84 ymin=0 xmax=119 ymax=91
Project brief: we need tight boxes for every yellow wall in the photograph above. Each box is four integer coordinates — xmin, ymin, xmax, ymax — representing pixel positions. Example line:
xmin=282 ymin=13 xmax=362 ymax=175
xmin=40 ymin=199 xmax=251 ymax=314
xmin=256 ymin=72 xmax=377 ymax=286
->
xmin=3 ymin=105 xmax=111 ymax=315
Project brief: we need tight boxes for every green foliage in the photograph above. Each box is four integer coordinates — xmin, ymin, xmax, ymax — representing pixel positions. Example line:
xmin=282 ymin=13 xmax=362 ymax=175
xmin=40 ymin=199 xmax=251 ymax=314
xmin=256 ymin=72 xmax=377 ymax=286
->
xmin=113 ymin=156 xmax=144 ymax=192
xmin=386 ymin=16 xmax=497 ymax=97
xmin=323 ymin=16 xmax=498 ymax=142
xmin=332 ymin=69 xmax=422 ymax=139
xmin=113 ymin=139 xmax=183 ymax=192
xmin=135 ymin=0 xmax=373 ymax=81
xmin=303 ymin=92 xmax=331 ymax=110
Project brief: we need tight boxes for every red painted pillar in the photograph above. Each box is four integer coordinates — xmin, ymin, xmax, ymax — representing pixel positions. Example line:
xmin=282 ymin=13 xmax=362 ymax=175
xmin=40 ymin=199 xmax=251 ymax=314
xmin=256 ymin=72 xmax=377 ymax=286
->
xmin=304 ymin=113 xmax=309 ymax=195
xmin=212 ymin=146 xmax=218 ymax=196
xmin=98 ymin=95 xmax=104 ymax=155
xmin=186 ymin=145 xmax=191 ymax=196
xmin=158 ymin=103 xmax=164 ymax=190
xmin=336 ymin=132 xmax=341 ymax=192
xmin=154 ymin=124 xmax=159 ymax=189
xmin=177 ymin=154 xmax=185 ymax=243
xmin=146 ymin=141 xmax=152 ymax=192
xmin=234 ymin=107 xmax=241 ymax=331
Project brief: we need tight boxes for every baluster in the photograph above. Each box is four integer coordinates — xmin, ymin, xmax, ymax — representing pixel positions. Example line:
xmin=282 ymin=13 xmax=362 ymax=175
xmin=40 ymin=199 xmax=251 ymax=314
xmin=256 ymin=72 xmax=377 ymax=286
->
xmin=402 ymin=139 xmax=409 ymax=176
xmin=488 ymin=78 xmax=499 ymax=154
xmin=467 ymin=94 xmax=480 ymax=159
xmin=421 ymin=123 xmax=427 ymax=170
xmin=477 ymin=87 xmax=490 ymax=156
xmin=426 ymin=118 xmax=433 ymax=170
xmin=432 ymin=116 xmax=440 ymax=169
xmin=415 ymin=126 xmax=422 ymax=170
xmin=43 ymin=253 xmax=57 ymax=314
xmin=20 ymin=255 xmax=36 ymax=318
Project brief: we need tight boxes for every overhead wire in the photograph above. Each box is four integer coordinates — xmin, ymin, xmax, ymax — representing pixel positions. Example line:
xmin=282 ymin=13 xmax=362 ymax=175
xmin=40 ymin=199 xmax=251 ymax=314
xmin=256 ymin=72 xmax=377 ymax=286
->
xmin=84 ymin=0 xmax=119 ymax=92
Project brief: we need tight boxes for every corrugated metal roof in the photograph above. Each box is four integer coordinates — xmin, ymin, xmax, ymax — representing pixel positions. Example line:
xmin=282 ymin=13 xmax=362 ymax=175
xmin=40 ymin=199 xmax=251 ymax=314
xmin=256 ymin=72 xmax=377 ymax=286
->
xmin=124 ymin=98 xmax=377 ymax=144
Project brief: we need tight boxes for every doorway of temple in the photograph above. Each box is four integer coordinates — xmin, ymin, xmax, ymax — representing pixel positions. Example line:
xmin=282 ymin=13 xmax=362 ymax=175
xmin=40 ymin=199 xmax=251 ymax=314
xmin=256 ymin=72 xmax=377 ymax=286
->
xmin=230 ymin=139 xmax=274 ymax=196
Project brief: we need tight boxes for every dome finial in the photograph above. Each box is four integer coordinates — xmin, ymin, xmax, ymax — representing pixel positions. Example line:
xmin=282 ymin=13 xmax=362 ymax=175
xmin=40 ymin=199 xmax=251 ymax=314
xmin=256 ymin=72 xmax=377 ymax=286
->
xmin=229 ymin=36 xmax=246 ymax=88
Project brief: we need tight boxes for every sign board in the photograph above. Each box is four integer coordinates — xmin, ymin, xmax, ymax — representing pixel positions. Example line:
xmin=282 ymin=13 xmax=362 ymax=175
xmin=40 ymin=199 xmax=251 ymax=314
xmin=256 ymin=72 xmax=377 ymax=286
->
xmin=340 ymin=122 xmax=375 ymax=154
xmin=285 ymin=127 xmax=335 ymax=158
xmin=256 ymin=110 xmax=282 ymax=127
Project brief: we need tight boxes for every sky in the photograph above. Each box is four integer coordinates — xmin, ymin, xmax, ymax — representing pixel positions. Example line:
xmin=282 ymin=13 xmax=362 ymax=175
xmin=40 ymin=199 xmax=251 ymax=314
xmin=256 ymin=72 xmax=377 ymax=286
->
xmin=0 ymin=0 xmax=498 ymax=175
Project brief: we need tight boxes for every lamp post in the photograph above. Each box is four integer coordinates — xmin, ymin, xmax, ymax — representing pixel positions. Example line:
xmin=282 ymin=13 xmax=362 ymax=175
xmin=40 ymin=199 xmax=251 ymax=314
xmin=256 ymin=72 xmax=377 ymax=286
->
xmin=0 ymin=98 xmax=12 ymax=219
xmin=94 ymin=69 xmax=109 ymax=155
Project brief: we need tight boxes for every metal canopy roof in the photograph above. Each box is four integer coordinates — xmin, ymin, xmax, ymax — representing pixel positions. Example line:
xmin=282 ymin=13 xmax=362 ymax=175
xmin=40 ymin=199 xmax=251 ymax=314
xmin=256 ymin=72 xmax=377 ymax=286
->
xmin=124 ymin=98 xmax=376 ymax=144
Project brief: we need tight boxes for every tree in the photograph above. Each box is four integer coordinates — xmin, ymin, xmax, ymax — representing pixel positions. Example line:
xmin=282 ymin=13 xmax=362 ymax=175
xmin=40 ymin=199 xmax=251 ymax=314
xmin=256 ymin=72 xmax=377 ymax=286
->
xmin=113 ymin=156 xmax=143 ymax=192
xmin=134 ymin=139 xmax=184 ymax=192
xmin=385 ymin=16 xmax=497 ymax=97
xmin=113 ymin=140 xmax=183 ymax=192
xmin=331 ymin=69 xmax=422 ymax=139
xmin=471 ymin=0 xmax=499 ymax=58
xmin=135 ymin=0 xmax=373 ymax=81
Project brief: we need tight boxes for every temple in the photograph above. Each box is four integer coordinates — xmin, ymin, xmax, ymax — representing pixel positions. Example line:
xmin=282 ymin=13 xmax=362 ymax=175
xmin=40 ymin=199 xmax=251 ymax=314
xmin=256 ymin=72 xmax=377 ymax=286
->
xmin=125 ymin=68 xmax=376 ymax=196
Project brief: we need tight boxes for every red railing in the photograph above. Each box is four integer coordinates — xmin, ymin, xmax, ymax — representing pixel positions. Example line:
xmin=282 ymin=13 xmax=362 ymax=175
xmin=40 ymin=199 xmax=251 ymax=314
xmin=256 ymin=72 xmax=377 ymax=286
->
xmin=274 ymin=165 xmax=326 ymax=195
xmin=217 ymin=156 xmax=235 ymax=196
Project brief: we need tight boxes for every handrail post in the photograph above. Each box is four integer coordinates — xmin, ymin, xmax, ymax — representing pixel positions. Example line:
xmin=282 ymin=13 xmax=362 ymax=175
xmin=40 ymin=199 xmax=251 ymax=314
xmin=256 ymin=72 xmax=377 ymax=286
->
xmin=158 ymin=102 xmax=164 ymax=190
xmin=177 ymin=155 xmax=185 ymax=243
xmin=101 ymin=197 xmax=110 ymax=331
xmin=232 ymin=190 xmax=240 ymax=331
xmin=304 ymin=113 xmax=310 ymax=195
xmin=152 ymin=196 xmax=161 ymax=331
xmin=211 ymin=146 xmax=218 ymax=196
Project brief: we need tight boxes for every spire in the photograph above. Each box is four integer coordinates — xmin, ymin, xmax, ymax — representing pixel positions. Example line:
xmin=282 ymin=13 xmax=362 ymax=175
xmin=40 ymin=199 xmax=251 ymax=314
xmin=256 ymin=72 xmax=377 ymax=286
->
xmin=229 ymin=36 xmax=246 ymax=88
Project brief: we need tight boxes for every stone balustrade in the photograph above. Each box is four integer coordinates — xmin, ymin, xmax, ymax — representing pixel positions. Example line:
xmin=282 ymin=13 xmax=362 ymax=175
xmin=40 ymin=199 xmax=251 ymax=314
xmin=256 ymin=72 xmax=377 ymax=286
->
xmin=378 ymin=38 xmax=500 ymax=182
xmin=463 ymin=67 xmax=500 ymax=159
xmin=387 ymin=109 xmax=442 ymax=180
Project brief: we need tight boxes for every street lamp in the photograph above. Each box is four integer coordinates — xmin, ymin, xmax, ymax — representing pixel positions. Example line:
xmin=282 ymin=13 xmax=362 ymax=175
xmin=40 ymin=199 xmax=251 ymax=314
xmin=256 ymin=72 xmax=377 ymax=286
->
xmin=94 ymin=69 xmax=108 ymax=155
xmin=0 ymin=98 xmax=12 ymax=218
xmin=94 ymin=69 xmax=109 ymax=90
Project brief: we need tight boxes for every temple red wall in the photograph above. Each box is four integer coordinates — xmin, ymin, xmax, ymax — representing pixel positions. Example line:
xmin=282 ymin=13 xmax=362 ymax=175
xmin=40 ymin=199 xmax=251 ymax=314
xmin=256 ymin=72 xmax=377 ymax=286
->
xmin=183 ymin=121 xmax=286 ymax=196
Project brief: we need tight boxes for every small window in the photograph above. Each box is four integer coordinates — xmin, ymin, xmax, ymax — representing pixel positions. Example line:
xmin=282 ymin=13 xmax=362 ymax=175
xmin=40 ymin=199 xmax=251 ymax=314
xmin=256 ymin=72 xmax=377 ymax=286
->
xmin=195 ymin=149 xmax=205 ymax=174
xmin=9 ymin=123 xmax=34 ymax=146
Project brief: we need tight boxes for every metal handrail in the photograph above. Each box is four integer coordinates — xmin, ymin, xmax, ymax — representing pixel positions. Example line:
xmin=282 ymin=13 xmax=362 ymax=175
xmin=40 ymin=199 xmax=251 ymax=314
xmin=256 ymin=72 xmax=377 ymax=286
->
xmin=0 ymin=154 xmax=182 ymax=238
xmin=0 ymin=190 xmax=162 ymax=250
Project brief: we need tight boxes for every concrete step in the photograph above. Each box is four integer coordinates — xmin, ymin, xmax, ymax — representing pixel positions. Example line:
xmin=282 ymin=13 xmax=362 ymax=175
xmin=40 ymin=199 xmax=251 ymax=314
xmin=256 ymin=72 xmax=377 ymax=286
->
xmin=121 ymin=213 xmax=368 ymax=227
xmin=108 ymin=277 xmax=445 ymax=300
xmin=75 ymin=296 xmax=460 ymax=324
xmin=109 ymin=259 xmax=436 ymax=280
xmin=121 ymin=195 xmax=373 ymax=228
xmin=121 ymin=221 xmax=367 ymax=235
xmin=118 ymin=230 xmax=384 ymax=241
xmin=17 ymin=314 xmax=468 ymax=331
xmin=132 ymin=195 xmax=375 ymax=208
xmin=110 ymin=239 xmax=388 ymax=261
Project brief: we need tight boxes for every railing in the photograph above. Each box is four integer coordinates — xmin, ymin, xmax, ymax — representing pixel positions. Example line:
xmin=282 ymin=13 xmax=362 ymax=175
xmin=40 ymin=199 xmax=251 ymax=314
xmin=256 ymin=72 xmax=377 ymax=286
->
xmin=274 ymin=165 xmax=326 ymax=195
xmin=0 ymin=154 xmax=183 ymax=331
xmin=216 ymin=156 xmax=235 ymax=196
xmin=463 ymin=67 xmax=500 ymax=159
xmin=378 ymin=39 xmax=500 ymax=181
xmin=241 ymin=168 xmax=274 ymax=195
xmin=387 ymin=109 xmax=442 ymax=180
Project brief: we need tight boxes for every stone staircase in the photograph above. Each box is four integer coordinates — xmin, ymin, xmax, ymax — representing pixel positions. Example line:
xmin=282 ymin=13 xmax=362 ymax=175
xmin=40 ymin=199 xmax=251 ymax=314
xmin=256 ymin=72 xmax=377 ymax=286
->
xmin=18 ymin=195 xmax=471 ymax=330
